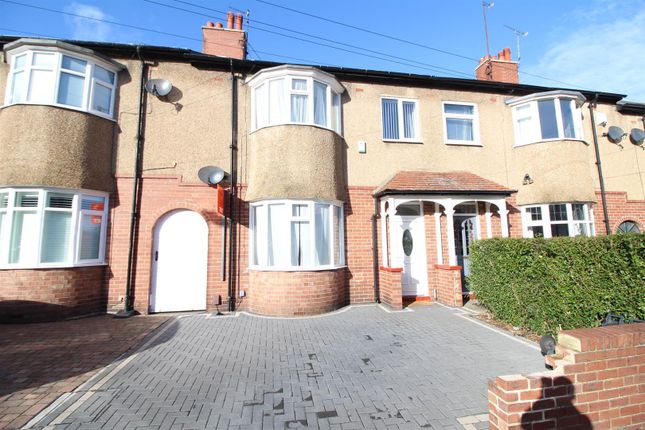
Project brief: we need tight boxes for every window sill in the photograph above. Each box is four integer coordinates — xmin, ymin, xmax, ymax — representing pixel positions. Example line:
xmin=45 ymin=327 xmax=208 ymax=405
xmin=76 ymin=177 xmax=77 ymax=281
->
xmin=513 ymin=138 xmax=586 ymax=148
xmin=444 ymin=141 xmax=483 ymax=147
xmin=249 ymin=264 xmax=347 ymax=272
xmin=0 ymin=262 xmax=108 ymax=270
xmin=383 ymin=139 xmax=423 ymax=144
xmin=0 ymin=102 xmax=116 ymax=122
xmin=250 ymin=122 xmax=343 ymax=138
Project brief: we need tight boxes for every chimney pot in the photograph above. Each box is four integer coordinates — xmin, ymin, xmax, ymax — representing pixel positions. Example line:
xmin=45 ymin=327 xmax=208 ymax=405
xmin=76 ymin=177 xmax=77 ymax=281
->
xmin=227 ymin=11 xmax=234 ymax=29
xmin=235 ymin=13 xmax=243 ymax=30
xmin=206 ymin=21 xmax=215 ymax=27
xmin=216 ymin=22 xmax=223 ymax=28
xmin=503 ymin=47 xmax=511 ymax=61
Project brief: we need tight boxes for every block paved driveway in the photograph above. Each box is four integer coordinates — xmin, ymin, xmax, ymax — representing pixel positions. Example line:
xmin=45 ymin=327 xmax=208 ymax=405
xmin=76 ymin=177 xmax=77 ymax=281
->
xmin=33 ymin=305 xmax=544 ymax=429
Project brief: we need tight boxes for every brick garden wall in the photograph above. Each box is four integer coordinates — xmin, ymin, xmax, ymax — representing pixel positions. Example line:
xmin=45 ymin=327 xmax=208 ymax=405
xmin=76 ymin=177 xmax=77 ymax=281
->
xmin=488 ymin=323 xmax=644 ymax=430
xmin=0 ymin=266 xmax=106 ymax=322
xmin=433 ymin=265 xmax=463 ymax=307
xmin=378 ymin=266 xmax=402 ymax=310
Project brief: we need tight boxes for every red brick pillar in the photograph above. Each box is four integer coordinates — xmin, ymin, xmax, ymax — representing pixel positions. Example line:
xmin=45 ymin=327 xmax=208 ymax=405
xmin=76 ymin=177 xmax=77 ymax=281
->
xmin=379 ymin=266 xmax=403 ymax=310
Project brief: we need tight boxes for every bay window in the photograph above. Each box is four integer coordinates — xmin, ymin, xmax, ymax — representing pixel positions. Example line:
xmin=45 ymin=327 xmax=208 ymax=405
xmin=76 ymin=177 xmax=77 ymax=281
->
xmin=508 ymin=91 xmax=585 ymax=146
xmin=250 ymin=200 xmax=344 ymax=270
xmin=522 ymin=203 xmax=594 ymax=238
xmin=4 ymin=46 xmax=119 ymax=119
xmin=0 ymin=188 xmax=108 ymax=268
xmin=249 ymin=66 xmax=344 ymax=134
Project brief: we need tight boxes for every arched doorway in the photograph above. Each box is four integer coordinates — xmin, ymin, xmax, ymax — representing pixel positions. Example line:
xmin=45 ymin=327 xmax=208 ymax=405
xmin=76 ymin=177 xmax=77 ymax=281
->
xmin=150 ymin=210 xmax=208 ymax=313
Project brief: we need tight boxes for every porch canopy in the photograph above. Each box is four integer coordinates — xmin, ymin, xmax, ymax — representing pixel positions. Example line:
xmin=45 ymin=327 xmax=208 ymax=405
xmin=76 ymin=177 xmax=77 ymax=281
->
xmin=374 ymin=171 xmax=516 ymax=266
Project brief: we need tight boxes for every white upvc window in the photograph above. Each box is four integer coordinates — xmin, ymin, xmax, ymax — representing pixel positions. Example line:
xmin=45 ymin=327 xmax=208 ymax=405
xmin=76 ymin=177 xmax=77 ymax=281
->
xmin=4 ymin=49 xmax=118 ymax=119
xmin=0 ymin=188 xmax=109 ymax=268
xmin=511 ymin=96 xmax=584 ymax=146
xmin=250 ymin=200 xmax=345 ymax=270
xmin=442 ymin=101 xmax=480 ymax=146
xmin=521 ymin=203 xmax=595 ymax=238
xmin=381 ymin=97 xmax=419 ymax=142
xmin=250 ymin=68 xmax=343 ymax=134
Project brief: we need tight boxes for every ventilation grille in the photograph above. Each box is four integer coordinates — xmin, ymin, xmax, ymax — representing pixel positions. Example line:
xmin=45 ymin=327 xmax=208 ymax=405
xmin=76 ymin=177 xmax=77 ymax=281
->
xmin=48 ymin=194 xmax=74 ymax=209
xmin=0 ymin=194 xmax=8 ymax=209
xmin=17 ymin=193 xmax=39 ymax=208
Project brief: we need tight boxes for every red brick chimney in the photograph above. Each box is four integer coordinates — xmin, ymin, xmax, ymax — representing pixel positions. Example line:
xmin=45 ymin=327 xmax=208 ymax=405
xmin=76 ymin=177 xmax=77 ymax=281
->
xmin=201 ymin=12 xmax=247 ymax=60
xmin=475 ymin=47 xmax=519 ymax=84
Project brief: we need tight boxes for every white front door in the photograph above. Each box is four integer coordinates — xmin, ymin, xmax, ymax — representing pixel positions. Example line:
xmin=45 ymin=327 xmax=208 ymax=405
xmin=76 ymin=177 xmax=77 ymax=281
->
xmin=150 ymin=210 xmax=208 ymax=313
xmin=397 ymin=216 xmax=428 ymax=297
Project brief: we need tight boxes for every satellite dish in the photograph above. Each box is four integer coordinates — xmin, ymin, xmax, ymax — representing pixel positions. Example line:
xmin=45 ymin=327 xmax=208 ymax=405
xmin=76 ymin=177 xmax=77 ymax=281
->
xmin=198 ymin=165 xmax=227 ymax=185
xmin=145 ymin=79 xmax=173 ymax=97
xmin=629 ymin=128 xmax=645 ymax=146
xmin=605 ymin=126 xmax=625 ymax=144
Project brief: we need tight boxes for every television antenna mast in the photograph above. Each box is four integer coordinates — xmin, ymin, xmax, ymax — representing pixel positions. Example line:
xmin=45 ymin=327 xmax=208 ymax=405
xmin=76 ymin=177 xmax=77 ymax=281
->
xmin=504 ymin=25 xmax=528 ymax=63
xmin=482 ymin=2 xmax=494 ymax=59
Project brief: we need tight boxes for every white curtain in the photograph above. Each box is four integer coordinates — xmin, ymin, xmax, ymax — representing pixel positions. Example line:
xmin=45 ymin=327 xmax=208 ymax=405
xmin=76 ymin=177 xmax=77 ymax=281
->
xmin=331 ymin=93 xmax=341 ymax=133
xmin=291 ymin=79 xmax=308 ymax=123
xmin=291 ymin=221 xmax=311 ymax=266
xmin=402 ymin=101 xmax=416 ymax=139
xmin=9 ymin=211 xmax=38 ymax=264
xmin=255 ymin=83 xmax=268 ymax=129
xmin=314 ymin=81 xmax=327 ymax=126
xmin=446 ymin=118 xmax=474 ymax=141
xmin=268 ymin=204 xmax=287 ymax=266
xmin=268 ymin=78 xmax=285 ymax=124
xmin=79 ymin=214 xmax=101 ymax=260
xmin=382 ymin=98 xmax=399 ymax=139
xmin=333 ymin=205 xmax=343 ymax=265
xmin=315 ymin=204 xmax=330 ymax=265
xmin=41 ymin=211 xmax=72 ymax=263
xmin=560 ymin=99 xmax=576 ymax=138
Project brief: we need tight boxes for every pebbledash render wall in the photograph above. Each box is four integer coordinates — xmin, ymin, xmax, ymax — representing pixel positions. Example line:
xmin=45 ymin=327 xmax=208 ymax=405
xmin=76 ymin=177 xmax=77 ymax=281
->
xmin=488 ymin=323 xmax=644 ymax=430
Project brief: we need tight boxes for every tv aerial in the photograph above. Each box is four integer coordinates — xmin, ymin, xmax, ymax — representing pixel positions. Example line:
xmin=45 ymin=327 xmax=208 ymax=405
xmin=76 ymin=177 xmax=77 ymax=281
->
xmin=504 ymin=25 xmax=528 ymax=62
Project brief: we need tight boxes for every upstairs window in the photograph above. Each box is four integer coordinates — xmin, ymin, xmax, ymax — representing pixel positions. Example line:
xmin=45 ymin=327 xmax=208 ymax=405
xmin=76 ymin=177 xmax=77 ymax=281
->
xmin=249 ymin=66 xmax=344 ymax=134
xmin=510 ymin=95 xmax=584 ymax=146
xmin=522 ymin=203 xmax=594 ymax=238
xmin=5 ymin=49 xmax=118 ymax=119
xmin=0 ymin=188 xmax=108 ymax=268
xmin=381 ymin=97 xmax=419 ymax=142
xmin=442 ymin=102 xmax=480 ymax=145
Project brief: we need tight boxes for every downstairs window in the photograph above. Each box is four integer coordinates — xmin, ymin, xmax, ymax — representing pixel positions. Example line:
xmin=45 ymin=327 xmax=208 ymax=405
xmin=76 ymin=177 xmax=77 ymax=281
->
xmin=522 ymin=203 xmax=594 ymax=238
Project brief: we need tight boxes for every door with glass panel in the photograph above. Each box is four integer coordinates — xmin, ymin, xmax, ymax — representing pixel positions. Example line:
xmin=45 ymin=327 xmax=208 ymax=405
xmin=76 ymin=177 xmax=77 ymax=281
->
xmin=150 ymin=210 xmax=207 ymax=313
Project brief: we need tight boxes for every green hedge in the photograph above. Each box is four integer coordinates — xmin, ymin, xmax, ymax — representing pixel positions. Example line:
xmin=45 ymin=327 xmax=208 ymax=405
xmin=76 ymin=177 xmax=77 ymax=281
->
xmin=469 ymin=234 xmax=645 ymax=335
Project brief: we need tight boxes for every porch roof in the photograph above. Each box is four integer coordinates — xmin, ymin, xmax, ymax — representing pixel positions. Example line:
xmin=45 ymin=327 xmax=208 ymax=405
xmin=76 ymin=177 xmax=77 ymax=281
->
xmin=374 ymin=171 xmax=516 ymax=197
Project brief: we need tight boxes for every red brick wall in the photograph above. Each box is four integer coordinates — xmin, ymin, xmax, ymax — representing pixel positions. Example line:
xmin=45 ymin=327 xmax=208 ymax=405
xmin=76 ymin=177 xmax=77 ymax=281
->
xmin=0 ymin=266 xmax=106 ymax=322
xmin=202 ymin=26 xmax=246 ymax=59
xmin=434 ymin=264 xmax=463 ymax=307
xmin=345 ymin=187 xmax=377 ymax=304
xmin=248 ymin=268 xmax=346 ymax=316
xmin=489 ymin=323 xmax=644 ymax=430
xmin=379 ymin=266 xmax=403 ymax=310
xmin=594 ymin=191 xmax=645 ymax=235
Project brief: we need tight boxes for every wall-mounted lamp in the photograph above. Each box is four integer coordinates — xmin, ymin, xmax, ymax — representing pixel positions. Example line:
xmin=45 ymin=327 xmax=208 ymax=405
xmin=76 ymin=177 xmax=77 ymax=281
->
xmin=522 ymin=173 xmax=534 ymax=185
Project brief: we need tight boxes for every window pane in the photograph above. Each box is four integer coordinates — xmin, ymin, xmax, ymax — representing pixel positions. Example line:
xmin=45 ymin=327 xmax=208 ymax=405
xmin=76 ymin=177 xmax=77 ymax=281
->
xmin=58 ymin=72 xmax=85 ymax=107
xmin=9 ymin=211 xmax=38 ymax=264
xmin=267 ymin=204 xmax=287 ymax=266
xmin=291 ymin=94 xmax=308 ymax=123
xmin=292 ymin=204 xmax=308 ymax=217
xmin=10 ymin=70 xmax=26 ymax=103
xmin=251 ymin=206 xmax=259 ymax=265
xmin=61 ymin=55 xmax=87 ymax=73
xmin=79 ymin=214 xmax=102 ymax=260
xmin=314 ymin=81 xmax=327 ymax=126
xmin=333 ymin=205 xmax=342 ymax=265
xmin=617 ymin=221 xmax=640 ymax=233
xmin=32 ymin=53 xmax=54 ymax=68
xmin=27 ymin=69 xmax=54 ymax=103
xmin=41 ymin=211 xmax=72 ymax=263
xmin=0 ymin=212 xmax=5 ymax=256
xmin=315 ymin=204 xmax=330 ymax=265
xmin=81 ymin=195 xmax=105 ymax=211
xmin=446 ymin=118 xmax=474 ymax=141
xmin=268 ymin=79 xmax=285 ymax=124
xmin=560 ymin=99 xmax=576 ymax=138
xmin=402 ymin=101 xmax=417 ymax=139
xmin=331 ymin=93 xmax=341 ymax=133
xmin=93 ymin=65 xmax=115 ymax=84
xmin=395 ymin=203 xmax=421 ymax=216
xmin=572 ymin=223 xmax=588 ymax=237
xmin=572 ymin=204 xmax=585 ymax=221
xmin=551 ymin=224 xmax=569 ymax=237
xmin=291 ymin=221 xmax=311 ymax=266
xmin=382 ymin=98 xmax=399 ymax=139
xmin=529 ymin=226 xmax=544 ymax=238
xmin=538 ymin=99 xmax=558 ymax=139
xmin=14 ymin=54 xmax=26 ymax=69
xmin=92 ymin=83 xmax=112 ymax=114
xmin=549 ymin=204 xmax=568 ymax=221
xmin=292 ymin=79 xmax=307 ymax=91
xmin=444 ymin=103 xmax=473 ymax=115
xmin=526 ymin=207 xmax=542 ymax=221
xmin=16 ymin=192 xmax=39 ymax=208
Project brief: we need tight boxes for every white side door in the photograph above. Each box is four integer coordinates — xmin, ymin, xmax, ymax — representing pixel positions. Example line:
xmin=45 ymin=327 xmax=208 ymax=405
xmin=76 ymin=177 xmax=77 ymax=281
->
xmin=397 ymin=216 xmax=428 ymax=297
xmin=150 ymin=210 xmax=208 ymax=313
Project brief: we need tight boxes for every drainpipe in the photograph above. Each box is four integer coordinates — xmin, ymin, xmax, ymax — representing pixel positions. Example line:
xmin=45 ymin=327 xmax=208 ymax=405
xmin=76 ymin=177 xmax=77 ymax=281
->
xmin=227 ymin=60 xmax=239 ymax=312
xmin=588 ymin=94 xmax=611 ymax=235
xmin=371 ymin=196 xmax=380 ymax=303
xmin=121 ymin=48 xmax=148 ymax=316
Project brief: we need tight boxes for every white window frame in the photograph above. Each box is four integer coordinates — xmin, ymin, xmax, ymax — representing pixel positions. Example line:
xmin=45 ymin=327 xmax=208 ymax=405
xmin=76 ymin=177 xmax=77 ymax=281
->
xmin=249 ymin=199 xmax=345 ymax=271
xmin=3 ymin=48 xmax=118 ymax=120
xmin=0 ymin=188 xmax=109 ymax=269
xmin=521 ymin=202 xmax=595 ymax=239
xmin=380 ymin=96 xmax=420 ymax=143
xmin=509 ymin=93 xmax=585 ymax=147
xmin=247 ymin=66 xmax=344 ymax=135
xmin=442 ymin=101 xmax=481 ymax=146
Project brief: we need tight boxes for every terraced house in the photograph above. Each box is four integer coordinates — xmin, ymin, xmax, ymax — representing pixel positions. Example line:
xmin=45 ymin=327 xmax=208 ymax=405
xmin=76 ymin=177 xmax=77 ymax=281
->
xmin=0 ymin=14 xmax=643 ymax=321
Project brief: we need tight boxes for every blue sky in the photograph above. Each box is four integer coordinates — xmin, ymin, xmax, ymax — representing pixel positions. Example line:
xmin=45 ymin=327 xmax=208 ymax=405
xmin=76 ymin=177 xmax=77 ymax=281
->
xmin=2 ymin=0 xmax=644 ymax=101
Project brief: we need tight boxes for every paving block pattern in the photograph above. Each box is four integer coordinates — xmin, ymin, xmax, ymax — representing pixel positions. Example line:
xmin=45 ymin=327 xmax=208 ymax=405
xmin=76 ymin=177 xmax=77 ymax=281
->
xmin=36 ymin=306 xmax=543 ymax=429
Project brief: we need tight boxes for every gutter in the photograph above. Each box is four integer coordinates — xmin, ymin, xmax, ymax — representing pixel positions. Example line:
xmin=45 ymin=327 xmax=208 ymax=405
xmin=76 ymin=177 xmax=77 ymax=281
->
xmin=588 ymin=95 xmax=612 ymax=234
xmin=120 ymin=46 xmax=148 ymax=317
xmin=374 ymin=189 xmax=517 ymax=198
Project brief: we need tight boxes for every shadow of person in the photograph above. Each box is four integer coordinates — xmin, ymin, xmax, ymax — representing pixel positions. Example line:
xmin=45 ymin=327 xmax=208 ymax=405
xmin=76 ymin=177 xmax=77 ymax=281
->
xmin=521 ymin=376 xmax=591 ymax=429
